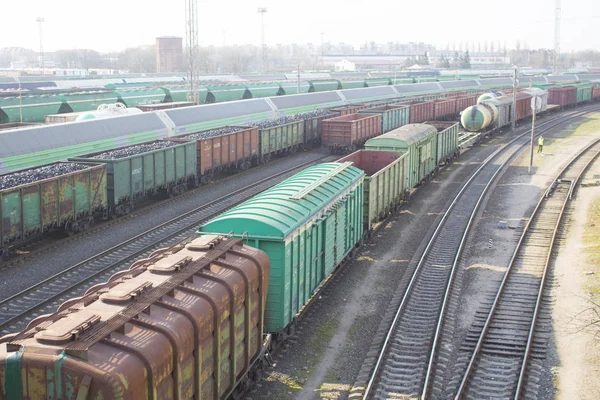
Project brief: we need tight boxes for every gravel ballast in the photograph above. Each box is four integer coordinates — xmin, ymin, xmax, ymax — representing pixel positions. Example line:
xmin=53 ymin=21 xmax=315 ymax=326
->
xmin=0 ymin=151 xmax=327 ymax=301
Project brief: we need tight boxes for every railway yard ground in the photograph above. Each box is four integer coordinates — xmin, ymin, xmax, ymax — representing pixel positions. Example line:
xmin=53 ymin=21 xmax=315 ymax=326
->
xmin=0 ymin=150 xmax=327 ymax=304
xmin=3 ymin=107 xmax=600 ymax=400
xmin=248 ymin=112 xmax=600 ymax=400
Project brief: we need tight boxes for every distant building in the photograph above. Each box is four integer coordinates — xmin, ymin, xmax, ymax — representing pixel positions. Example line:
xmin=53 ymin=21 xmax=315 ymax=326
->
xmin=156 ymin=36 xmax=183 ymax=73
xmin=335 ymin=59 xmax=355 ymax=72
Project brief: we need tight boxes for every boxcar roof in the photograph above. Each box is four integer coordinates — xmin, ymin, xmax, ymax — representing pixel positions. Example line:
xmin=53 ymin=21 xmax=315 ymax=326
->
xmin=199 ymin=162 xmax=364 ymax=239
xmin=365 ymin=123 xmax=437 ymax=148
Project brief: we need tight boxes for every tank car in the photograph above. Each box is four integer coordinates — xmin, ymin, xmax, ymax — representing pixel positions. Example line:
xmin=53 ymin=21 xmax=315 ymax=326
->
xmin=460 ymin=103 xmax=498 ymax=132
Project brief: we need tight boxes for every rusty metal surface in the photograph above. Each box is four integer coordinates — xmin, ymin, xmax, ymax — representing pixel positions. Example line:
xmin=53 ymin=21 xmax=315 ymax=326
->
xmin=0 ymin=236 xmax=269 ymax=400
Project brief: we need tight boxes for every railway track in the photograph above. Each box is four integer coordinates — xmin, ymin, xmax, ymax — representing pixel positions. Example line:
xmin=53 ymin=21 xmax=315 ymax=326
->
xmin=0 ymin=154 xmax=336 ymax=336
xmin=0 ymin=149 xmax=327 ymax=267
xmin=453 ymin=137 xmax=600 ymax=399
xmin=358 ymin=106 xmax=600 ymax=399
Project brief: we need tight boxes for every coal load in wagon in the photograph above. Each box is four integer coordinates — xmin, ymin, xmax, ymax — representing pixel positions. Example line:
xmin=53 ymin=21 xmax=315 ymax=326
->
xmin=183 ymin=126 xmax=246 ymax=140
xmin=90 ymin=141 xmax=178 ymax=160
xmin=0 ymin=163 xmax=89 ymax=190
xmin=251 ymin=109 xmax=336 ymax=129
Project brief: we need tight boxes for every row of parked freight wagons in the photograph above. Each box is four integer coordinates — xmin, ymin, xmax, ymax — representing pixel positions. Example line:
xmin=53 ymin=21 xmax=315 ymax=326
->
xmin=2 ymin=76 xmax=597 ymax=175
xmin=3 ymin=74 xmax=598 ymax=125
xmin=0 ymin=89 xmax=463 ymax=257
xmin=0 ymin=116 xmax=466 ymax=398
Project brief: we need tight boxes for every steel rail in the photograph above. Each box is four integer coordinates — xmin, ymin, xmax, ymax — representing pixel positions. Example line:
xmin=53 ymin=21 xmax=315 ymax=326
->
xmin=455 ymin=137 xmax=600 ymax=400
xmin=0 ymin=154 xmax=334 ymax=334
xmin=362 ymin=105 xmax=600 ymax=399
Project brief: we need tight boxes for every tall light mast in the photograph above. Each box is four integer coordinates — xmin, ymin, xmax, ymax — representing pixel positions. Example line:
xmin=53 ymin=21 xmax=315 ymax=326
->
xmin=185 ymin=0 xmax=200 ymax=104
xmin=257 ymin=7 xmax=267 ymax=72
xmin=554 ymin=0 xmax=561 ymax=74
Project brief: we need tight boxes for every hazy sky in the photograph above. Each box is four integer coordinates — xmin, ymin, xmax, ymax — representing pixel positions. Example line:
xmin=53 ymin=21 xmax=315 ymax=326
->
xmin=1 ymin=0 xmax=598 ymax=53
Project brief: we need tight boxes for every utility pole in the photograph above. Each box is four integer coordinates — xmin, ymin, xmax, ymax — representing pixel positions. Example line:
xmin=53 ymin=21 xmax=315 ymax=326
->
xmin=320 ymin=32 xmax=325 ymax=71
xmin=297 ymin=65 xmax=300 ymax=94
xmin=185 ymin=0 xmax=200 ymax=104
xmin=529 ymin=96 xmax=540 ymax=174
xmin=511 ymin=66 xmax=518 ymax=131
xmin=36 ymin=17 xmax=44 ymax=76
xmin=554 ymin=0 xmax=561 ymax=74
xmin=257 ymin=7 xmax=267 ymax=72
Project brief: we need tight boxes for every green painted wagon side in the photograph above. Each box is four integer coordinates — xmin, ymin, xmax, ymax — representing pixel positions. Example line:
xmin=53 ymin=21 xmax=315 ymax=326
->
xmin=340 ymin=80 xmax=367 ymax=89
xmin=365 ymin=78 xmax=392 ymax=87
xmin=115 ymin=88 xmax=169 ymax=107
xmin=61 ymin=91 xmax=119 ymax=113
xmin=198 ymin=162 xmax=364 ymax=332
xmin=309 ymin=80 xmax=342 ymax=92
xmin=278 ymin=81 xmax=312 ymax=95
xmin=162 ymin=85 xmax=209 ymax=103
xmin=359 ymin=105 xmax=410 ymax=133
xmin=70 ymin=140 xmax=197 ymax=215
xmin=0 ymin=162 xmax=107 ymax=255
xmin=364 ymin=123 xmax=438 ymax=189
xmin=338 ymin=150 xmax=408 ymax=231
xmin=573 ymin=83 xmax=593 ymax=103
xmin=205 ymin=85 xmax=251 ymax=103
xmin=424 ymin=121 xmax=460 ymax=165
xmin=258 ymin=120 xmax=305 ymax=160
xmin=247 ymin=82 xmax=285 ymax=98
xmin=0 ymin=94 xmax=67 ymax=123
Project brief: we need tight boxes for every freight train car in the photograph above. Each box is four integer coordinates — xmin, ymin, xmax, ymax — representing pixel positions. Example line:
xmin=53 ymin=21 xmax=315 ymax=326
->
xmin=364 ymin=124 xmax=438 ymax=189
xmin=407 ymin=101 xmax=435 ymax=123
xmin=0 ymin=162 xmax=107 ymax=258
xmin=322 ymin=113 xmax=382 ymax=153
xmin=70 ymin=140 xmax=197 ymax=216
xmin=358 ymin=105 xmax=410 ymax=133
xmin=432 ymin=98 xmax=458 ymax=121
xmin=0 ymin=236 xmax=270 ymax=400
xmin=548 ymin=86 xmax=577 ymax=107
xmin=424 ymin=121 xmax=460 ymax=165
xmin=169 ymin=126 xmax=260 ymax=180
xmin=338 ymin=150 xmax=408 ymax=232
xmin=198 ymin=162 xmax=365 ymax=333
xmin=253 ymin=120 xmax=305 ymax=162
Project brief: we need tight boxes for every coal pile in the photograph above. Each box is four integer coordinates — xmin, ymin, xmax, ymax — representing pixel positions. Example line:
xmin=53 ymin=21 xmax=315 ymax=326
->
xmin=251 ymin=109 xmax=336 ymax=129
xmin=184 ymin=126 xmax=245 ymax=140
xmin=0 ymin=163 xmax=90 ymax=190
xmin=89 ymin=141 xmax=178 ymax=160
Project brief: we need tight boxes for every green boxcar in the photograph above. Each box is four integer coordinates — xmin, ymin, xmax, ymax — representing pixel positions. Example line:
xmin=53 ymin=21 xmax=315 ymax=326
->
xmin=0 ymin=162 xmax=107 ymax=256
xmin=338 ymin=150 xmax=408 ymax=231
xmin=574 ymin=83 xmax=593 ymax=103
xmin=70 ymin=140 xmax=197 ymax=215
xmin=424 ymin=121 xmax=460 ymax=165
xmin=364 ymin=124 xmax=438 ymax=189
xmin=359 ymin=105 xmax=410 ymax=133
xmin=198 ymin=162 xmax=364 ymax=332
xmin=257 ymin=120 xmax=305 ymax=160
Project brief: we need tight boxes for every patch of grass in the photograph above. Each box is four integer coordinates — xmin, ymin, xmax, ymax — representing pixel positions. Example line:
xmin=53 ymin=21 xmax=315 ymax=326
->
xmin=294 ymin=316 xmax=342 ymax=384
